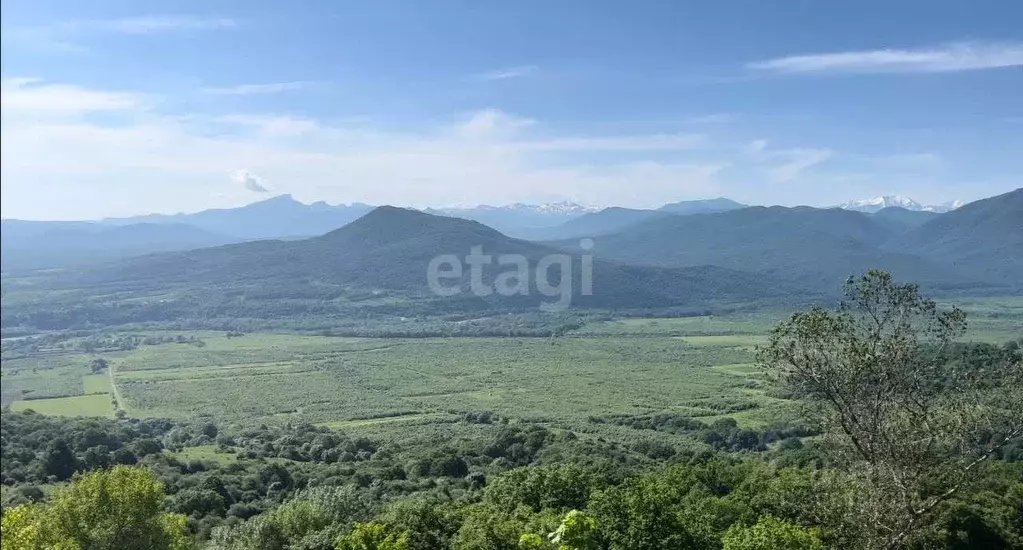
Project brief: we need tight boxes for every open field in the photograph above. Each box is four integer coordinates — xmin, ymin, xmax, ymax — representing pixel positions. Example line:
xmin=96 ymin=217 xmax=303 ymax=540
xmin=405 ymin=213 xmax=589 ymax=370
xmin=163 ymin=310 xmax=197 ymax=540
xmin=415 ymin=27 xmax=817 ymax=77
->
xmin=10 ymin=393 xmax=115 ymax=418
xmin=103 ymin=334 xmax=775 ymax=425
xmin=3 ymin=302 xmax=1019 ymax=434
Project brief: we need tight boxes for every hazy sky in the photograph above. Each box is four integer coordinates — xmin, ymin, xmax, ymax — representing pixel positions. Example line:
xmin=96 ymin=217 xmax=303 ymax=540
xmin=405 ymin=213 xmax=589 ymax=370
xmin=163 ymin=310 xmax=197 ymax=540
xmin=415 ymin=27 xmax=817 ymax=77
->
xmin=2 ymin=0 xmax=1021 ymax=220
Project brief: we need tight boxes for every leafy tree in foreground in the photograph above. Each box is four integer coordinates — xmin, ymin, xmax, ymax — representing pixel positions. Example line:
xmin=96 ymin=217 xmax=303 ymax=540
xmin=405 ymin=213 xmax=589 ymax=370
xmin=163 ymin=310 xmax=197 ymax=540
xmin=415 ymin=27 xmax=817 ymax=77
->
xmin=335 ymin=522 xmax=412 ymax=550
xmin=1 ymin=466 xmax=192 ymax=550
xmin=758 ymin=270 xmax=1023 ymax=549
xmin=721 ymin=516 xmax=823 ymax=550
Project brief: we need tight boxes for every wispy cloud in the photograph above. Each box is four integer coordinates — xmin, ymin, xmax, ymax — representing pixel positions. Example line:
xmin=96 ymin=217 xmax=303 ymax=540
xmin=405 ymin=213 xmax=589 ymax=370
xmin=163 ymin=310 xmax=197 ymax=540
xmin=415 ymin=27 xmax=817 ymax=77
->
xmin=749 ymin=42 xmax=1023 ymax=74
xmin=475 ymin=65 xmax=538 ymax=80
xmin=1 ymin=77 xmax=145 ymax=114
xmin=54 ymin=15 xmax=237 ymax=34
xmin=687 ymin=113 xmax=739 ymax=124
xmin=3 ymin=15 xmax=237 ymax=53
xmin=202 ymin=82 xmax=316 ymax=95
xmin=7 ymin=78 xmax=970 ymax=219
xmin=744 ymin=139 xmax=832 ymax=182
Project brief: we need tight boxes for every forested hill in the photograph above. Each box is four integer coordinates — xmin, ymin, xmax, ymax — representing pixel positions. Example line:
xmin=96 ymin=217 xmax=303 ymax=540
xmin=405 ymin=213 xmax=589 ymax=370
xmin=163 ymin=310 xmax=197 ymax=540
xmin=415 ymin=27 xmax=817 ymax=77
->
xmin=556 ymin=188 xmax=1023 ymax=292
xmin=1 ymin=207 xmax=805 ymax=331
xmin=883 ymin=187 xmax=1023 ymax=284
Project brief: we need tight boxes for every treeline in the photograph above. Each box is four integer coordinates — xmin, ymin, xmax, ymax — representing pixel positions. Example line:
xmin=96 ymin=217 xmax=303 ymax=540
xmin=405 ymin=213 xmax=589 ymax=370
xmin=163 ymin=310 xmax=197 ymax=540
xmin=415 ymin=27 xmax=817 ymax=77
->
xmin=592 ymin=413 xmax=821 ymax=454
xmin=0 ymin=305 xmax=592 ymax=340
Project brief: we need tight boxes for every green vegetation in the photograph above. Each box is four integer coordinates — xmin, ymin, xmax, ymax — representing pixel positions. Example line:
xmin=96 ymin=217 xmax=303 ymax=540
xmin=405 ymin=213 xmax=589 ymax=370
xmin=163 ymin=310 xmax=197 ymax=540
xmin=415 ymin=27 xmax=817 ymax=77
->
xmin=11 ymin=394 xmax=115 ymax=418
xmin=1 ymin=272 xmax=1020 ymax=549
xmin=1 ymin=466 xmax=191 ymax=550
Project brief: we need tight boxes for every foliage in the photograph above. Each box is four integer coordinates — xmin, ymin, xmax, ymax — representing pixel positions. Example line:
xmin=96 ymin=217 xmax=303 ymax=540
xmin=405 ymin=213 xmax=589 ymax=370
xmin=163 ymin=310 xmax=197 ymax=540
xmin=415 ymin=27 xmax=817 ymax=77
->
xmin=759 ymin=270 xmax=1023 ymax=549
xmin=721 ymin=516 xmax=823 ymax=550
xmin=335 ymin=522 xmax=412 ymax=550
xmin=1 ymin=466 xmax=192 ymax=550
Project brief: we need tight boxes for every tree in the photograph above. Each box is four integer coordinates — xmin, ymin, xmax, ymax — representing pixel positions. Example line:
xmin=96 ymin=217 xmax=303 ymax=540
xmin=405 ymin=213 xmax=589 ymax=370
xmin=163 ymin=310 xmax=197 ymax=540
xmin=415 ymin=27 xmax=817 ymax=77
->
xmin=90 ymin=358 xmax=109 ymax=374
xmin=1 ymin=466 xmax=192 ymax=550
xmin=335 ymin=522 xmax=411 ymax=550
xmin=43 ymin=439 xmax=78 ymax=481
xmin=721 ymin=516 xmax=823 ymax=550
xmin=548 ymin=510 xmax=598 ymax=550
xmin=758 ymin=271 xmax=1023 ymax=549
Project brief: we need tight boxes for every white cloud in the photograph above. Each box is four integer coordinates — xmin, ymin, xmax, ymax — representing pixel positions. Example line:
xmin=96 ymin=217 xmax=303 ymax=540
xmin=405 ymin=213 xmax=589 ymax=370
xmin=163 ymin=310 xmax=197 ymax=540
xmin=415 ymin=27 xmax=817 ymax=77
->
xmin=2 ymin=78 xmax=901 ymax=219
xmin=475 ymin=65 xmax=538 ymax=80
xmin=1 ymin=78 xmax=146 ymax=114
xmin=3 ymin=15 xmax=237 ymax=53
xmin=231 ymin=170 xmax=271 ymax=193
xmin=202 ymin=82 xmax=316 ymax=95
xmin=749 ymin=42 xmax=1023 ymax=74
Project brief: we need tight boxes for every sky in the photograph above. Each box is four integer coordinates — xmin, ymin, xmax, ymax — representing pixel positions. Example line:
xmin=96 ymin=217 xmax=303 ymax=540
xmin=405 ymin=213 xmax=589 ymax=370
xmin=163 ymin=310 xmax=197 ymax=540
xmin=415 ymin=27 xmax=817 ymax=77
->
xmin=2 ymin=0 xmax=1021 ymax=220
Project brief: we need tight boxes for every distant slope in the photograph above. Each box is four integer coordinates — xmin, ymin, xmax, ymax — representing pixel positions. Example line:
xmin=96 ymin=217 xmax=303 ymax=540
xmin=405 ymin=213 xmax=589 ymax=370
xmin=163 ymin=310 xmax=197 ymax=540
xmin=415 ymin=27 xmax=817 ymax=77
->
xmin=529 ymin=198 xmax=749 ymax=241
xmin=59 ymin=207 xmax=802 ymax=311
xmin=658 ymin=197 xmax=746 ymax=214
xmin=870 ymin=207 xmax=940 ymax=230
xmin=885 ymin=188 xmax=1023 ymax=284
xmin=1 ymin=221 xmax=237 ymax=271
xmin=528 ymin=207 xmax=669 ymax=240
xmin=101 ymin=194 xmax=374 ymax=239
xmin=425 ymin=202 xmax=597 ymax=237
xmin=567 ymin=206 xmax=965 ymax=291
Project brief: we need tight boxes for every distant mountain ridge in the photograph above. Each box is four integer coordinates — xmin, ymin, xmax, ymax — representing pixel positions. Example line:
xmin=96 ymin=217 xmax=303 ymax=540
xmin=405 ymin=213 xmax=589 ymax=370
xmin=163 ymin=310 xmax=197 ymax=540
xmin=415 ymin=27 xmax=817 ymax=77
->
xmin=2 ymin=189 xmax=1019 ymax=329
xmin=883 ymin=188 xmax=1023 ymax=284
xmin=0 ymin=220 xmax=238 ymax=272
xmin=101 ymin=194 xmax=375 ymax=239
xmin=53 ymin=206 xmax=802 ymax=315
xmin=3 ymin=191 xmax=1015 ymax=278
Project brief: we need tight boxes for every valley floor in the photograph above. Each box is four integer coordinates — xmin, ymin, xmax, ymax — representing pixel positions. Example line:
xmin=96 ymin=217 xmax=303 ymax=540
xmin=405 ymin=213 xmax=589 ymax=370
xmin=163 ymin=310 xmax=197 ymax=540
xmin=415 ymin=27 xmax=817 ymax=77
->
xmin=4 ymin=296 xmax=1020 ymax=443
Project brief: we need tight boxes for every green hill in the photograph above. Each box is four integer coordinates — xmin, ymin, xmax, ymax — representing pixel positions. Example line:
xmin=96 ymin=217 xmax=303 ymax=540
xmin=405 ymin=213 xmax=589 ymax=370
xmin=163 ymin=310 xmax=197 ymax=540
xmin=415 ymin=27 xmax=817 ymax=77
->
xmin=884 ymin=188 xmax=1023 ymax=284
xmin=566 ymin=206 xmax=965 ymax=291
xmin=3 ymin=207 xmax=805 ymax=329
xmin=869 ymin=206 xmax=940 ymax=230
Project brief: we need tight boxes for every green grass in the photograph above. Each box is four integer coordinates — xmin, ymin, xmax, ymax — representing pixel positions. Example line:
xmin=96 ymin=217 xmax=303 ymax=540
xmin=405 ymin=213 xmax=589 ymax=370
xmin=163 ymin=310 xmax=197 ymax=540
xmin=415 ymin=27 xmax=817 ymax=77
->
xmin=11 ymin=394 xmax=115 ymax=418
xmin=82 ymin=374 xmax=112 ymax=394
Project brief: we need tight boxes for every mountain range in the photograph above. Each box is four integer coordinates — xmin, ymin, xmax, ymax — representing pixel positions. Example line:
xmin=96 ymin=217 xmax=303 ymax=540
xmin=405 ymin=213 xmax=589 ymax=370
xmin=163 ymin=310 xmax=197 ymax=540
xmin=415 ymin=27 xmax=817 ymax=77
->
xmin=1 ymin=191 xmax=1014 ymax=285
xmin=1 ymin=188 xmax=1019 ymax=329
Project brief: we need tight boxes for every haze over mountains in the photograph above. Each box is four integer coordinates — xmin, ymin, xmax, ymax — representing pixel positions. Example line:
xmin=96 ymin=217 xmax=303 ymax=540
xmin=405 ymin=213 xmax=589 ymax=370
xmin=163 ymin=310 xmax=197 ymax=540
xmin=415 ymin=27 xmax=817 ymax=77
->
xmin=3 ymin=192 xmax=964 ymax=270
xmin=1 ymin=189 xmax=1019 ymax=299
xmin=1 ymin=188 xmax=1019 ymax=330
xmin=555 ymin=190 xmax=1022 ymax=292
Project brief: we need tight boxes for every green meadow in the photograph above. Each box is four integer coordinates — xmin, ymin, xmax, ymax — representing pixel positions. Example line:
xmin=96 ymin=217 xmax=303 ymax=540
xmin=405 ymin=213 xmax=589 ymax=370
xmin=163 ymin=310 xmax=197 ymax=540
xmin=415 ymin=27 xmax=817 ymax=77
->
xmin=3 ymin=300 xmax=1018 ymax=434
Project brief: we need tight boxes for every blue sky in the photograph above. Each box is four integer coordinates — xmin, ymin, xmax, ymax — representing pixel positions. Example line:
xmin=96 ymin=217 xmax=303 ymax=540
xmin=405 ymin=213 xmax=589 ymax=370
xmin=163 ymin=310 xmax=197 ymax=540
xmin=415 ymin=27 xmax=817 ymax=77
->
xmin=2 ymin=0 xmax=1021 ymax=219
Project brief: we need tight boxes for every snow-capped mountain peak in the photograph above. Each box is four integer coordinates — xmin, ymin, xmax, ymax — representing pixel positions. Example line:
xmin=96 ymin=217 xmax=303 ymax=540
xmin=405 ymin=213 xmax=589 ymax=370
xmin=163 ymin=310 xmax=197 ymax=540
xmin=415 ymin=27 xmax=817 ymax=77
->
xmin=838 ymin=195 xmax=962 ymax=213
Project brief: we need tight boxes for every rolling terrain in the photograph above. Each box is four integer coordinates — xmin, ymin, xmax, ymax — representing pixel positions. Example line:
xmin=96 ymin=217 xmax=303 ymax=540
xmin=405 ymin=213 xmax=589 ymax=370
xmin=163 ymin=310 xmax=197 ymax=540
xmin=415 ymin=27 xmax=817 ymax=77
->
xmin=559 ymin=188 xmax=1023 ymax=292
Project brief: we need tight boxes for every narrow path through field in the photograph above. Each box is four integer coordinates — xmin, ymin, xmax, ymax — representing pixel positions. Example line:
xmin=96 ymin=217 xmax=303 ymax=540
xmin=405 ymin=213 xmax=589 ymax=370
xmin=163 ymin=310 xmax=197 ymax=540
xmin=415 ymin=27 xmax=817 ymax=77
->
xmin=108 ymin=363 xmax=126 ymax=413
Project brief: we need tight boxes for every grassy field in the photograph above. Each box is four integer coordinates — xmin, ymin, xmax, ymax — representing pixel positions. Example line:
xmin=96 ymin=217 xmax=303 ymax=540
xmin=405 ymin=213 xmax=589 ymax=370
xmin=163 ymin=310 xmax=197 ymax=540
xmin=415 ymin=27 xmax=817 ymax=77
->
xmin=105 ymin=334 xmax=774 ymax=425
xmin=2 ymin=301 xmax=1018 ymax=435
xmin=11 ymin=393 xmax=115 ymax=418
